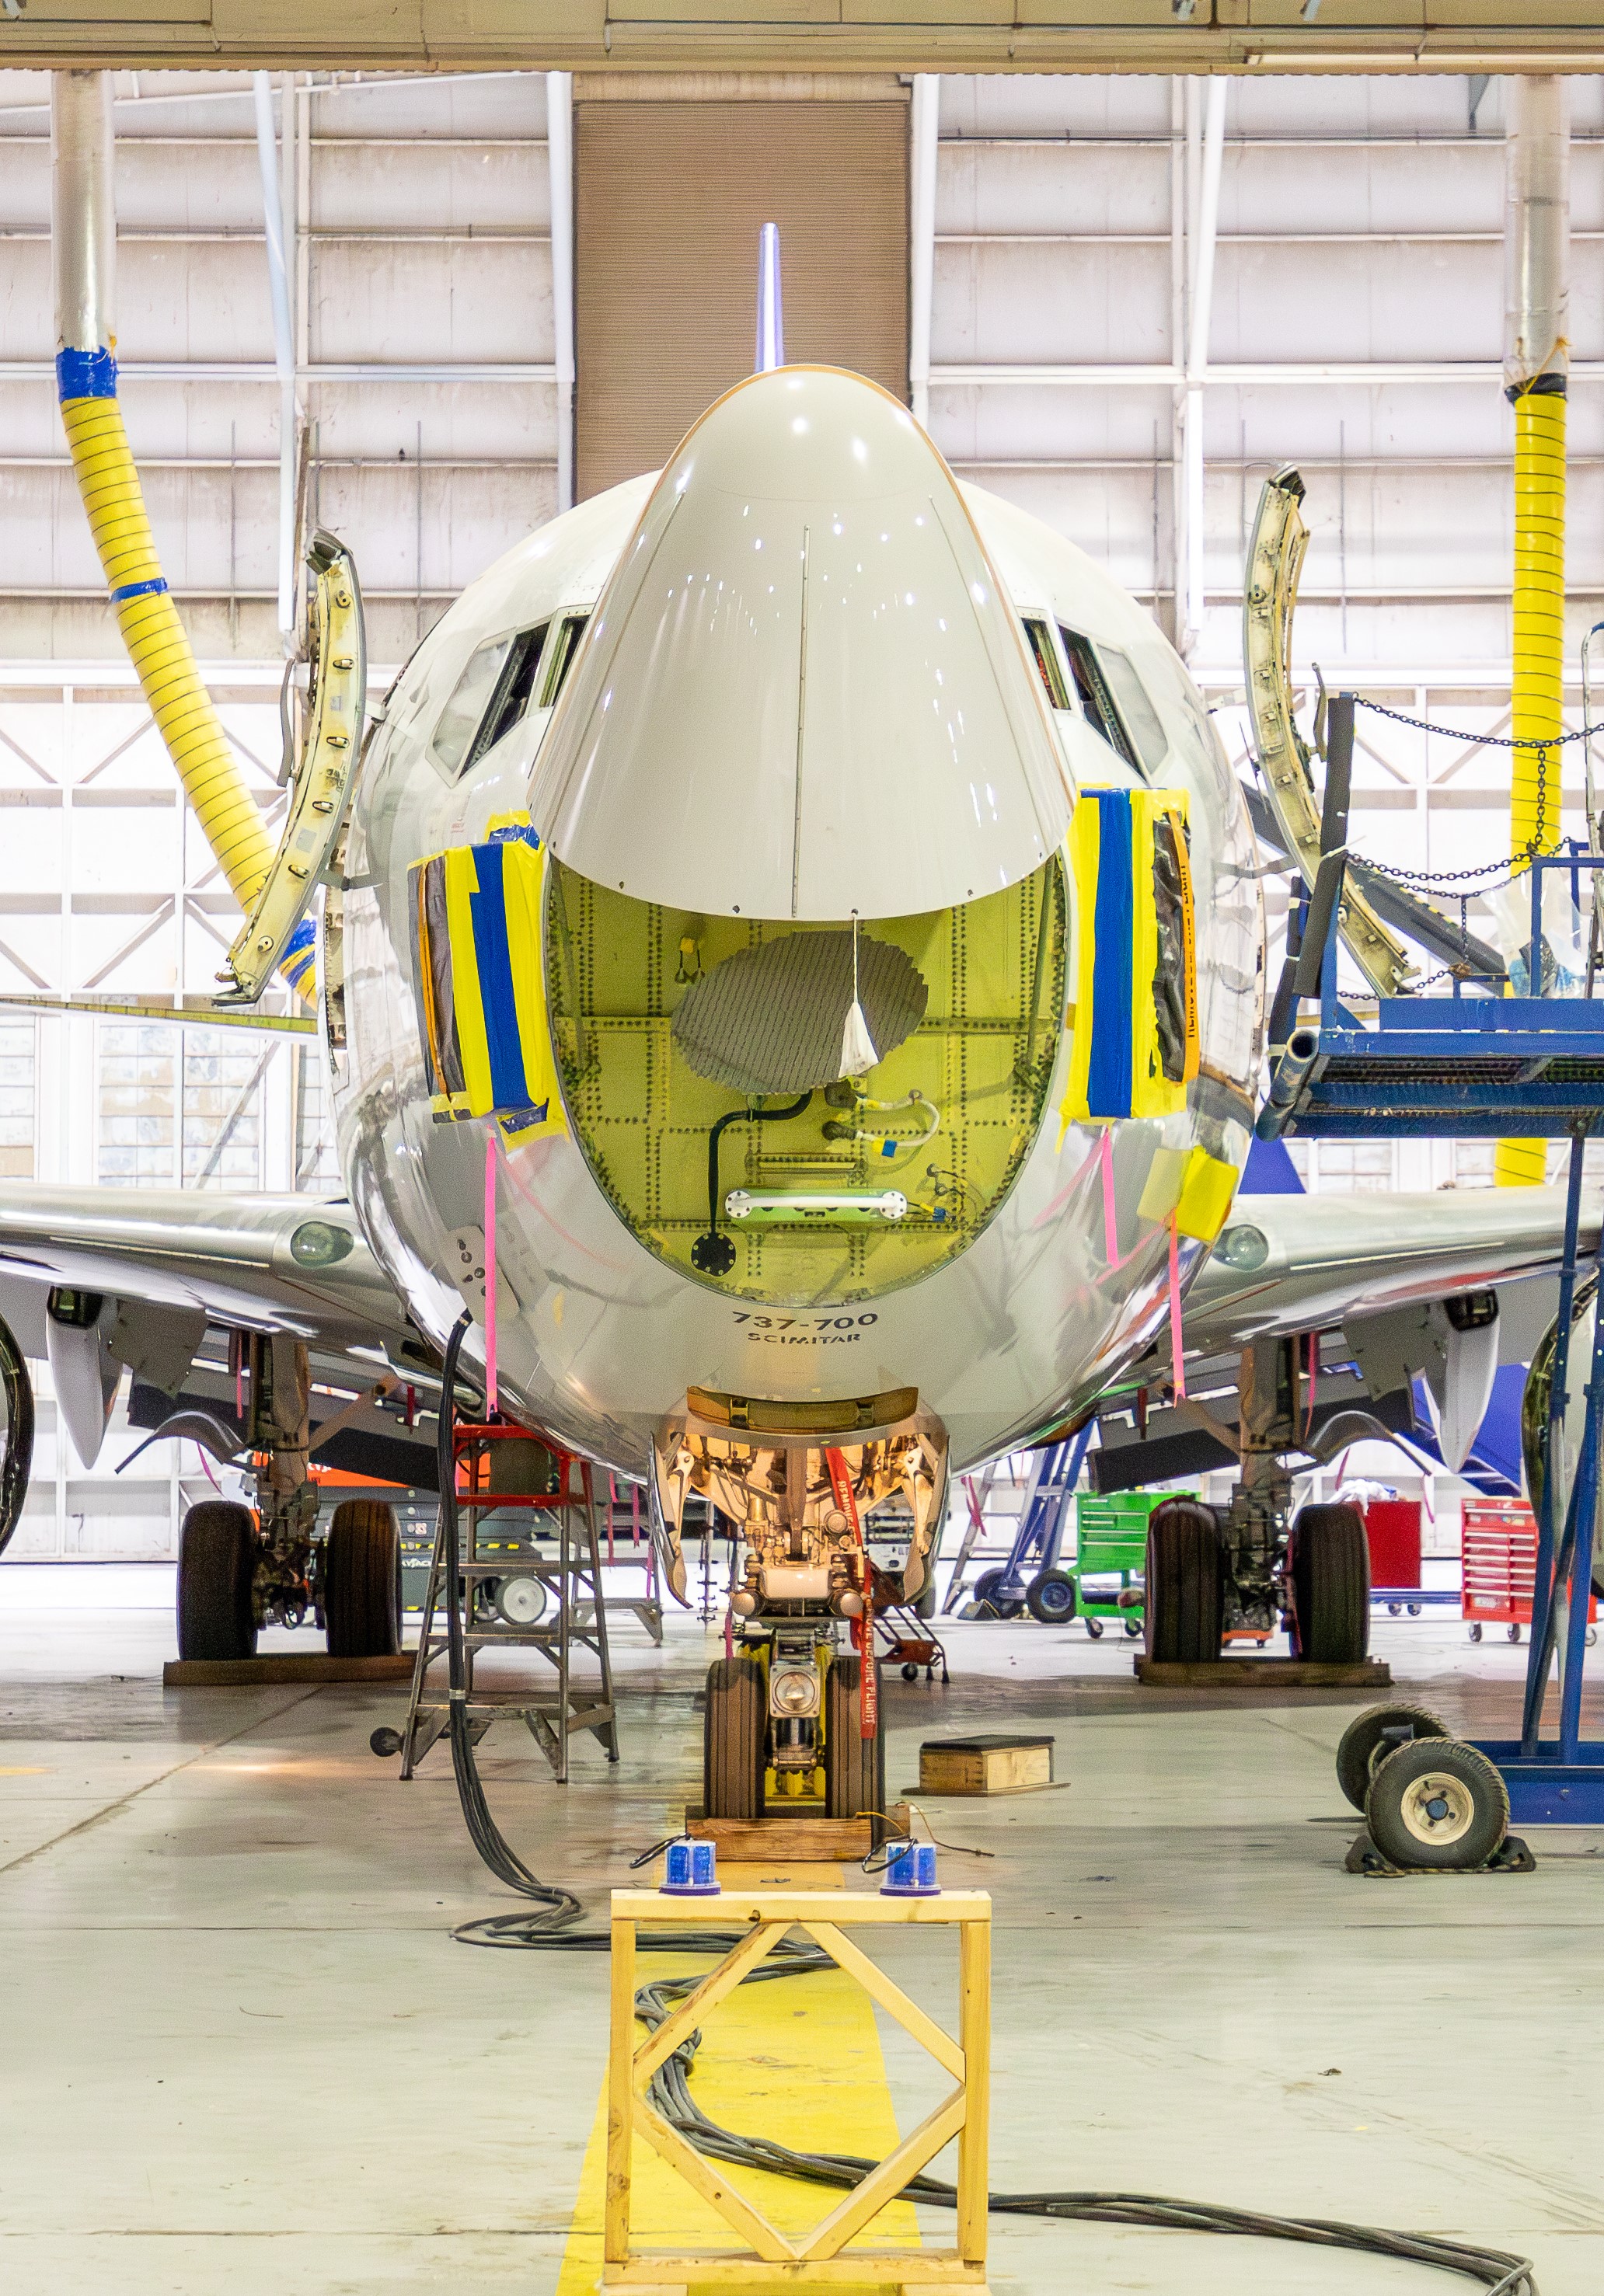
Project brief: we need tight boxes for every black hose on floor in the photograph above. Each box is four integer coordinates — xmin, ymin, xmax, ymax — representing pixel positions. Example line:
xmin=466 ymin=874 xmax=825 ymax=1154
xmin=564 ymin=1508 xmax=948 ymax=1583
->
xmin=437 ymin=1311 xmax=581 ymax=1929
xmin=451 ymin=1916 xmax=1536 ymax=2296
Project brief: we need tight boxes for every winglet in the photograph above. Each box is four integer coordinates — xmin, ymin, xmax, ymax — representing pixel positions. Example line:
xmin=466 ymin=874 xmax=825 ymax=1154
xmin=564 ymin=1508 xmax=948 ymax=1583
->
xmin=755 ymin=221 xmax=784 ymax=372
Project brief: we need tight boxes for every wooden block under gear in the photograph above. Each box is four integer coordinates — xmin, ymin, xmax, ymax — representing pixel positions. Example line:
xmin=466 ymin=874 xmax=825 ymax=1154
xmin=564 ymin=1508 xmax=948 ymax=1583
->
xmin=684 ymin=1803 xmax=911 ymax=1862
xmin=1135 ymin=1657 xmax=1392 ymax=1688
xmin=919 ymin=1734 xmax=1055 ymax=1796
xmin=163 ymin=1653 xmax=414 ymax=1686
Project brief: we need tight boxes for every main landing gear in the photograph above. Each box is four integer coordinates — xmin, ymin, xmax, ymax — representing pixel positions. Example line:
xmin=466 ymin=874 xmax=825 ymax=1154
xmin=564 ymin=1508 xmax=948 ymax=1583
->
xmin=174 ymin=1333 xmax=401 ymax=1662
xmin=1142 ymin=1339 xmax=1370 ymax=1667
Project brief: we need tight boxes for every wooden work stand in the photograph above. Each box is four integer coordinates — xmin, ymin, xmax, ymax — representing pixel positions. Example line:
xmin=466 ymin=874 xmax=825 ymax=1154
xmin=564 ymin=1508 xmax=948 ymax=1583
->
xmin=604 ymin=1887 xmax=992 ymax=2295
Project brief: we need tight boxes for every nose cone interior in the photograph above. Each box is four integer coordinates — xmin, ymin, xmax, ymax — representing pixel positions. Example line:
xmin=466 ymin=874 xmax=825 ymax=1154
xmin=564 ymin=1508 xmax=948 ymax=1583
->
xmin=529 ymin=367 xmax=1071 ymax=921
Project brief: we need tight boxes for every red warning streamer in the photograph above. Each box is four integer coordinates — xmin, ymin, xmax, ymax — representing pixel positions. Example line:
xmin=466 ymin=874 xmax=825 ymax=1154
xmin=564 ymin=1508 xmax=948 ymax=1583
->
xmin=825 ymin=1447 xmax=877 ymax=1740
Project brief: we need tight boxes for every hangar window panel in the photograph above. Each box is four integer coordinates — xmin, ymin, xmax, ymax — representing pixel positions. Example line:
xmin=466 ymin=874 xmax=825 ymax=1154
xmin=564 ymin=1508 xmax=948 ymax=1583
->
xmin=1453 ymin=1141 xmax=1497 ymax=1191
xmin=180 ymin=1032 xmax=263 ymax=1192
xmin=98 ymin=1024 xmax=176 ymax=1186
xmin=0 ymin=1019 xmax=35 ymax=1180
xmin=1315 ymin=1141 xmax=1396 ymax=1195
xmin=546 ymin=856 xmax=1066 ymax=1307
xmin=293 ymin=1043 xmax=340 ymax=1191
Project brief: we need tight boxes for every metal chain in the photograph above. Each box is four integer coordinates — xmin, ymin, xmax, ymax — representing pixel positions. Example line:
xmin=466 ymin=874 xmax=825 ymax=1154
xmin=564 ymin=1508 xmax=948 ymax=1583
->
xmin=1351 ymin=696 xmax=1601 ymax=749
xmin=1342 ymin=709 xmax=1564 ymax=888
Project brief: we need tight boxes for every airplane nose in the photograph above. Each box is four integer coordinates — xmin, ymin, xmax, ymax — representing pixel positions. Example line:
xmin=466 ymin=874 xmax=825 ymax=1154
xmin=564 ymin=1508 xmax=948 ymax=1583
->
xmin=528 ymin=367 xmax=1070 ymax=921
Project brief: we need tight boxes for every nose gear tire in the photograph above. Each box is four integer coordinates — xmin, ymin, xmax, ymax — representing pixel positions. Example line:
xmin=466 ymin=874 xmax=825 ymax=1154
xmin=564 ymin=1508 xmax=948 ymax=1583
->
xmin=1365 ymin=1738 xmax=1509 ymax=1871
xmin=1335 ymin=1702 xmax=1450 ymax=1812
xmin=825 ymin=1655 xmax=886 ymax=1838
xmin=703 ymin=1654 xmax=766 ymax=1821
xmin=1143 ymin=1500 xmax=1223 ymax=1663
xmin=177 ymin=1500 xmax=259 ymax=1661
xmin=323 ymin=1499 xmax=402 ymax=1657
xmin=1288 ymin=1503 xmax=1370 ymax=1664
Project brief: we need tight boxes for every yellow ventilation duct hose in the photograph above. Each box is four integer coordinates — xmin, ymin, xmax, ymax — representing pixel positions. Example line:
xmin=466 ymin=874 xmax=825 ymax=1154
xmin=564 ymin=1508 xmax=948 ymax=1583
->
xmin=60 ymin=392 xmax=277 ymax=913
xmin=1510 ymin=388 xmax=1567 ymax=863
xmin=51 ymin=70 xmax=315 ymax=1004
xmin=1497 ymin=75 xmax=1570 ymax=1191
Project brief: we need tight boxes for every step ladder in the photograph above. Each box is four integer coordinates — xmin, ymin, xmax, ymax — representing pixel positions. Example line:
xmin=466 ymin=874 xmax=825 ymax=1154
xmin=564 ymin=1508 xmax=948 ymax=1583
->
xmin=399 ymin=1420 xmax=619 ymax=1783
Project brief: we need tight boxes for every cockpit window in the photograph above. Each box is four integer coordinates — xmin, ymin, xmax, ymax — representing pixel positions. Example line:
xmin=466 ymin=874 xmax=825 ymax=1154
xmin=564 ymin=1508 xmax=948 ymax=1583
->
xmin=1022 ymin=618 xmax=1069 ymax=712
xmin=1058 ymin=625 xmax=1140 ymax=772
xmin=431 ymin=634 xmax=514 ymax=777
xmin=430 ymin=623 xmax=551 ymax=780
xmin=539 ymin=612 xmax=590 ymax=707
xmin=1098 ymin=645 xmax=1170 ymax=775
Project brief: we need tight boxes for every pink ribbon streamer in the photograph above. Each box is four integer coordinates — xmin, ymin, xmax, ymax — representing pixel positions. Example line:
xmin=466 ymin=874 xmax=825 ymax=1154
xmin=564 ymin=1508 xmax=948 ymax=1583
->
xmin=1166 ymin=1214 xmax=1187 ymax=1399
xmin=483 ymin=1133 xmax=499 ymax=1416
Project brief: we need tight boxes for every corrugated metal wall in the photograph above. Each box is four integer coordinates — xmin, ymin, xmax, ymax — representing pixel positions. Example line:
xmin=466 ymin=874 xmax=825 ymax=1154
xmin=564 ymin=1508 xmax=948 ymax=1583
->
xmin=574 ymin=93 xmax=908 ymax=498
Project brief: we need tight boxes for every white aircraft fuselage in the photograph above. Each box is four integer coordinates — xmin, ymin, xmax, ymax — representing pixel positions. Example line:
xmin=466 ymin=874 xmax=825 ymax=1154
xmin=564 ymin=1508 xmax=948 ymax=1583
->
xmin=333 ymin=368 xmax=1264 ymax=1516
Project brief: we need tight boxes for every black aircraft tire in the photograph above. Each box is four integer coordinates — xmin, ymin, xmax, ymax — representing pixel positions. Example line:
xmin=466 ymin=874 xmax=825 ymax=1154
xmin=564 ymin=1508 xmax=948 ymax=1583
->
xmin=703 ymin=1655 xmax=766 ymax=1822
xmin=177 ymin=1500 xmax=258 ymax=1661
xmin=1365 ymin=1738 xmax=1508 ymax=1872
xmin=323 ymin=1500 xmax=402 ymax=1658
xmin=1026 ymin=1567 xmax=1077 ymax=1625
xmin=1143 ymin=1500 xmax=1223 ymax=1664
xmin=825 ymin=1654 xmax=886 ymax=1837
xmin=1289 ymin=1503 xmax=1370 ymax=1664
xmin=1334 ymin=1702 xmax=1450 ymax=1812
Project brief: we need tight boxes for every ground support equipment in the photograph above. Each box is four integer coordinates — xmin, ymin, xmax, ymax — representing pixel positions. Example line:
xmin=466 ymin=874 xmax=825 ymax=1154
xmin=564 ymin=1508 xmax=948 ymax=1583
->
xmin=962 ymin=1433 xmax=1090 ymax=1622
xmin=1264 ymin=831 xmax=1604 ymax=1839
xmin=602 ymin=1885 xmax=992 ymax=2296
xmin=399 ymin=1419 xmax=619 ymax=1783
xmin=1075 ymin=1489 xmax=1172 ymax=1639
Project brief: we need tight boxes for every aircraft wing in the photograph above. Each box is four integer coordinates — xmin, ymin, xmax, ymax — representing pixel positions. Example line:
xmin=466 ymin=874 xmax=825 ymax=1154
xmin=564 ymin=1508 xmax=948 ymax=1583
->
xmin=0 ymin=1183 xmax=410 ymax=1354
xmin=1186 ymin=1183 xmax=1599 ymax=1352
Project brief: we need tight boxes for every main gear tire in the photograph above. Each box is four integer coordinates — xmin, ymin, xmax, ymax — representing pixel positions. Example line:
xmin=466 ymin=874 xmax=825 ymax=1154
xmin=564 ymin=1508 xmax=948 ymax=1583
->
xmin=323 ymin=1500 xmax=402 ymax=1657
xmin=703 ymin=1654 xmax=766 ymax=1821
xmin=825 ymin=1653 xmax=887 ymax=1838
xmin=1288 ymin=1503 xmax=1370 ymax=1664
xmin=1143 ymin=1500 xmax=1224 ymax=1663
xmin=176 ymin=1500 xmax=258 ymax=1661
xmin=1335 ymin=1702 xmax=1450 ymax=1812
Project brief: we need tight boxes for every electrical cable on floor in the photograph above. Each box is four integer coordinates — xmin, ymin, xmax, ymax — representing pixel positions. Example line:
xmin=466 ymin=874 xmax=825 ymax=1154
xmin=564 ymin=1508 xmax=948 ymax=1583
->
xmin=436 ymin=1310 xmax=582 ymax=1932
xmin=450 ymin=1915 xmax=1536 ymax=2294
xmin=431 ymin=1326 xmax=1533 ymax=2293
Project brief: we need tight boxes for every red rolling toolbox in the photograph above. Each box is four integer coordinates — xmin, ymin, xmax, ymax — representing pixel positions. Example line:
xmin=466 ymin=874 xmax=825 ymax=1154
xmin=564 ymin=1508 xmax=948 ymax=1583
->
xmin=1460 ymin=1499 xmax=1595 ymax=1644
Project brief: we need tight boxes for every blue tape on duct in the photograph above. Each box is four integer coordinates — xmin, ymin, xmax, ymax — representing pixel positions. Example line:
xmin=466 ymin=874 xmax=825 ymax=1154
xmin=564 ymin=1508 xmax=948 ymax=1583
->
xmin=281 ymin=920 xmax=317 ymax=988
xmin=110 ymin=577 xmax=169 ymax=604
xmin=1086 ymin=790 xmax=1135 ymax=1120
xmin=55 ymin=347 xmax=118 ymax=401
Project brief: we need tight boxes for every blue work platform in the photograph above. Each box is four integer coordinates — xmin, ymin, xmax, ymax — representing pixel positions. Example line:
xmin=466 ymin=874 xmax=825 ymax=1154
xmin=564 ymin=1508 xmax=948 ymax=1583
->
xmin=1260 ymin=817 xmax=1604 ymax=1824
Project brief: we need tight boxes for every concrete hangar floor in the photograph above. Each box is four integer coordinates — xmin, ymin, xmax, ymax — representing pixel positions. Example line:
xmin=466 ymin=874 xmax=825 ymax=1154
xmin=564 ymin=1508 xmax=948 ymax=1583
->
xmin=1 ymin=1571 xmax=1599 ymax=2296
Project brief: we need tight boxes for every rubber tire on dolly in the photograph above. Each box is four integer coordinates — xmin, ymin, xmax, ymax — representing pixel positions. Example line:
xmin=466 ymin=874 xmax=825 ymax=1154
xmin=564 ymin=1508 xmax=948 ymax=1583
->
xmin=1288 ymin=1502 xmax=1370 ymax=1664
xmin=1334 ymin=1702 xmax=1450 ymax=1812
xmin=324 ymin=1500 xmax=402 ymax=1657
xmin=1027 ymin=1567 xmax=1077 ymax=1625
xmin=1365 ymin=1738 xmax=1509 ymax=1872
xmin=1144 ymin=1500 xmax=1224 ymax=1664
xmin=825 ymin=1654 xmax=887 ymax=1838
xmin=703 ymin=1654 xmax=766 ymax=1822
xmin=972 ymin=1567 xmax=1023 ymax=1621
xmin=177 ymin=1500 xmax=258 ymax=1661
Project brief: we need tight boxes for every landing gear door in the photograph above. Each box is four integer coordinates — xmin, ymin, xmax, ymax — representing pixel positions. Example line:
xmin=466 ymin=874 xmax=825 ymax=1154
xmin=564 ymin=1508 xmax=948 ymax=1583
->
xmin=1243 ymin=467 xmax=1411 ymax=998
xmin=215 ymin=531 xmax=367 ymax=1005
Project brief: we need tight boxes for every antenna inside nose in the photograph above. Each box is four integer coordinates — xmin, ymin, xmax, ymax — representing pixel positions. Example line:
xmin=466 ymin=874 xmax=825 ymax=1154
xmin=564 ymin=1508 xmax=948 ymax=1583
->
xmin=755 ymin=221 xmax=784 ymax=373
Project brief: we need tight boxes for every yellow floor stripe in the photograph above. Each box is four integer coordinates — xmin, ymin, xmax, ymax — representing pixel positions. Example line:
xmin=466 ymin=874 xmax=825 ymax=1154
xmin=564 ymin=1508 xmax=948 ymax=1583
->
xmin=556 ymin=1865 xmax=919 ymax=2294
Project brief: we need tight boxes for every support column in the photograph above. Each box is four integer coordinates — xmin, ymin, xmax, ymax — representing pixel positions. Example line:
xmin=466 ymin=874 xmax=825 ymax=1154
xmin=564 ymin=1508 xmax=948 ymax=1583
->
xmin=1180 ymin=77 xmax=1226 ymax=661
xmin=908 ymin=74 xmax=940 ymax=431
xmin=547 ymin=71 xmax=575 ymax=514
